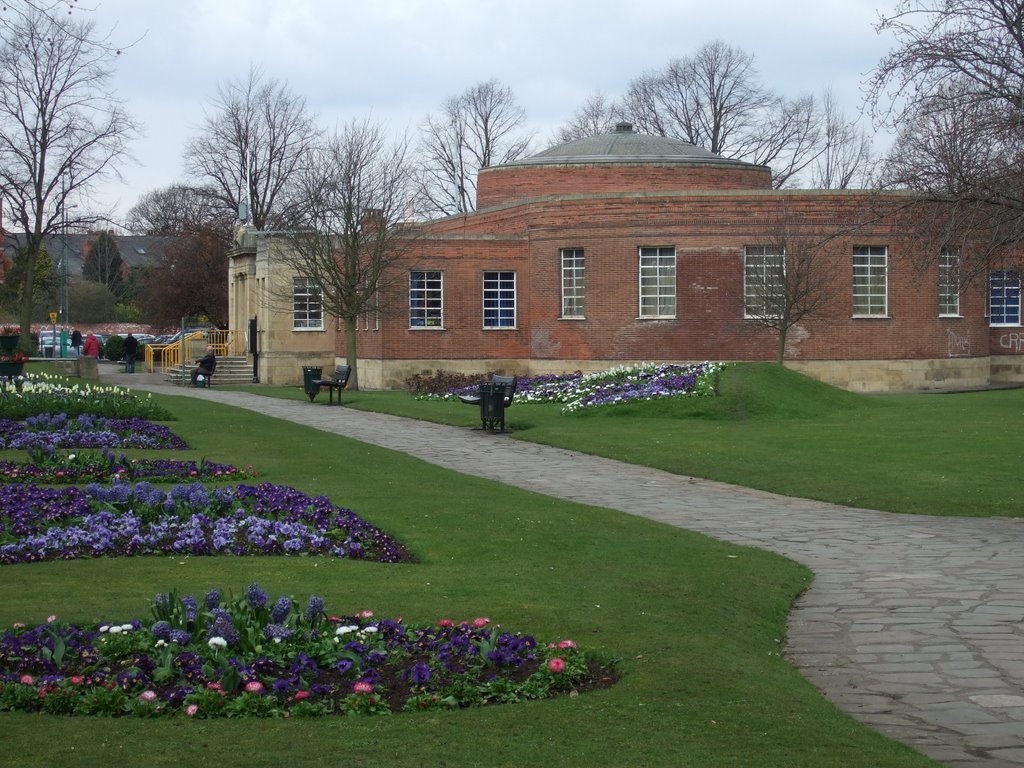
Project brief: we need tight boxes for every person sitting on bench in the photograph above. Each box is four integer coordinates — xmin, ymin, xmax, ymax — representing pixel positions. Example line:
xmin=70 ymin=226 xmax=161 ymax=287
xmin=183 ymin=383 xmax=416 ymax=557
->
xmin=191 ymin=346 xmax=216 ymax=386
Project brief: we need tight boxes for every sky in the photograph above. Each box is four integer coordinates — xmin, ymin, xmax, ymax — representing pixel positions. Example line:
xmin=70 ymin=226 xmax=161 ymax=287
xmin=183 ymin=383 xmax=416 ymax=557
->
xmin=80 ymin=0 xmax=900 ymax=224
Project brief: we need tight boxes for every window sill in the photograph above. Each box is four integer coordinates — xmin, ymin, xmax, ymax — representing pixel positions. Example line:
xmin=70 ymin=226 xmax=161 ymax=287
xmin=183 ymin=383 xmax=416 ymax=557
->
xmin=559 ymin=316 xmax=586 ymax=321
xmin=850 ymin=314 xmax=891 ymax=320
xmin=409 ymin=325 xmax=445 ymax=330
xmin=292 ymin=327 xmax=325 ymax=332
xmin=637 ymin=316 xmax=677 ymax=321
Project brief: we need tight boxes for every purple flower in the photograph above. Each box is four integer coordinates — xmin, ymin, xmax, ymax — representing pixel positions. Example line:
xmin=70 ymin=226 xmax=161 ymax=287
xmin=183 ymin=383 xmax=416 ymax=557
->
xmin=270 ymin=597 xmax=292 ymax=624
xmin=246 ymin=583 xmax=268 ymax=610
xmin=305 ymin=595 xmax=324 ymax=624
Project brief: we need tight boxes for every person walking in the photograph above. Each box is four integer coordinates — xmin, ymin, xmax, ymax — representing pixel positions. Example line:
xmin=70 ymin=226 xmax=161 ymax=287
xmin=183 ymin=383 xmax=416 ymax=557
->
xmin=123 ymin=333 xmax=138 ymax=373
xmin=70 ymin=329 xmax=82 ymax=357
xmin=82 ymin=333 xmax=100 ymax=358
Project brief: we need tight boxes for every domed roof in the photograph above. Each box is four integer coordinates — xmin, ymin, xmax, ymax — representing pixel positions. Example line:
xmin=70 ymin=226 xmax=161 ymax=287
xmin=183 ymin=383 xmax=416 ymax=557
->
xmin=504 ymin=122 xmax=765 ymax=169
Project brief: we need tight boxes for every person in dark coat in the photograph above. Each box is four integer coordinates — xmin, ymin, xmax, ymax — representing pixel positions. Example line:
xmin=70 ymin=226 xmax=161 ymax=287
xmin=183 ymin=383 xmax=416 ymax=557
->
xmin=191 ymin=345 xmax=216 ymax=386
xmin=123 ymin=333 xmax=138 ymax=373
xmin=70 ymin=329 xmax=82 ymax=356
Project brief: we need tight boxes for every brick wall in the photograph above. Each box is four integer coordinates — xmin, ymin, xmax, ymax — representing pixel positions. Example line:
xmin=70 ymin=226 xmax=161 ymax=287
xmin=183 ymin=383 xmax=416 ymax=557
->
xmin=340 ymin=189 xmax=998 ymax=373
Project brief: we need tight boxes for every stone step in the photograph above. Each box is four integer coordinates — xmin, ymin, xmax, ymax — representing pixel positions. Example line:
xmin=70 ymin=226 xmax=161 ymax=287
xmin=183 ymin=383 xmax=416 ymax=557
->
xmin=163 ymin=356 xmax=255 ymax=386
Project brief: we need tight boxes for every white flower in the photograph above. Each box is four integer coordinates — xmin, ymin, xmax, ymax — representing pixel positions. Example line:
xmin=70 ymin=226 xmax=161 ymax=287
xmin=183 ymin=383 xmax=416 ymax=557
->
xmin=108 ymin=625 xmax=122 ymax=634
xmin=360 ymin=626 xmax=378 ymax=635
xmin=154 ymin=639 xmax=167 ymax=648
xmin=99 ymin=625 xmax=110 ymax=633
xmin=120 ymin=624 xmax=134 ymax=632
xmin=335 ymin=625 xmax=359 ymax=636
xmin=68 ymin=454 xmax=76 ymax=461
xmin=208 ymin=636 xmax=227 ymax=649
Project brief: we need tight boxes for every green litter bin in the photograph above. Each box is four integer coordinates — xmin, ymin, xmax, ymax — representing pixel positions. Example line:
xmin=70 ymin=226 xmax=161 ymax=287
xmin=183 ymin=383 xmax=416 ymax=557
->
xmin=302 ymin=366 xmax=323 ymax=402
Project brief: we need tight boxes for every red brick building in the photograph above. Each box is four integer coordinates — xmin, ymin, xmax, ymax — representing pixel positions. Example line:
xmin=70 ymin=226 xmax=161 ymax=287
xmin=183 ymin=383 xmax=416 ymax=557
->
xmin=230 ymin=123 xmax=1024 ymax=392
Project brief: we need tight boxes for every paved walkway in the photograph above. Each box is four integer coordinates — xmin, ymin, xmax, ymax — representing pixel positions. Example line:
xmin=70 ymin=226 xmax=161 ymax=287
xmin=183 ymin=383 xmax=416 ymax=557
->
xmin=106 ymin=370 xmax=1024 ymax=767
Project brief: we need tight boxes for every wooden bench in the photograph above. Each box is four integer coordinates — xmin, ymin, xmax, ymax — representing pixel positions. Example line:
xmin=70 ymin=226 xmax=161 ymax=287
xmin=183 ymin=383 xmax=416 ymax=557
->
xmin=312 ymin=365 xmax=351 ymax=404
xmin=459 ymin=375 xmax=517 ymax=431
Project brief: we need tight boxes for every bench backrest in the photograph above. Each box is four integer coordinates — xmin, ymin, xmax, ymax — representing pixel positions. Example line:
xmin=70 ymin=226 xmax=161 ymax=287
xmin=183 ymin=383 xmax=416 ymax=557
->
xmin=334 ymin=365 xmax=351 ymax=386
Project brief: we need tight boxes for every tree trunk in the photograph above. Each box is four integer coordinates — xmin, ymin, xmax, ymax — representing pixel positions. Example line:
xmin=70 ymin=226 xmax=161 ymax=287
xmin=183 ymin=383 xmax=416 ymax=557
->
xmin=776 ymin=328 xmax=788 ymax=365
xmin=344 ymin=317 xmax=359 ymax=390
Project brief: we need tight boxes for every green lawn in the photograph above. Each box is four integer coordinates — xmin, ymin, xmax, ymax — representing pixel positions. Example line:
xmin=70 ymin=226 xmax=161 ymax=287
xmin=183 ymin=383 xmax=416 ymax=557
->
xmin=0 ymin=367 xmax=958 ymax=766
xmin=306 ymin=363 xmax=1020 ymax=518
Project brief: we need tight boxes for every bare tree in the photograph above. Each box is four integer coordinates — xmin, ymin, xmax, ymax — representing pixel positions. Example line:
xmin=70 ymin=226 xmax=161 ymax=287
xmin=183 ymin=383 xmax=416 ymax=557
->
xmin=811 ymin=87 xmax=876 ymax=189
xmin=184 ymin=65 xmax=321 ymax=230
xmin=127 ymin=183 xmax=235 ymax=236
xmin=415 ymin=79 xmax=533 ymax=216
xmin=621 ymin=41 xmax=827 ymax=188
xmin=127 ymin=184 xmax=232 ymax=327
xmin=279 ymin=118 xmax=416 ymax=389
xmin=0 ymin=7 xmax=135 ymax=347
xmin=867 ymin=0 xmax=1024 ymax=272
xmin=742 ymin=213 xmax=839 ymax=363
xmin=552 ymin=91 xmax=621 ymax=144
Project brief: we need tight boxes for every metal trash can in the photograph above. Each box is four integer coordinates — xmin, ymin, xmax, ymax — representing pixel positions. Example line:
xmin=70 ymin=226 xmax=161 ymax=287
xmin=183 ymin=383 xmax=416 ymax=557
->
xmin=302 ymin=366 xmax=323 ymax=402
xmin=478 ymin=382 xmax=507 ymax=431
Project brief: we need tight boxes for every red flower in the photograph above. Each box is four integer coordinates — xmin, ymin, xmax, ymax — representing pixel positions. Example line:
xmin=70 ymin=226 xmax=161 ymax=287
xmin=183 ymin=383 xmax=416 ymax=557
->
xmin=471 ymin=617 xmax=490 ymax=628
xmin=292 ymin=690 xmax=310 ymax=701
xmin=547 ymin=657 xmax=566 ymax=674
xmin=353 ymin=681 xmax=373 ymax=694
xmin=437 ymin=619 xmax=453 ymax=628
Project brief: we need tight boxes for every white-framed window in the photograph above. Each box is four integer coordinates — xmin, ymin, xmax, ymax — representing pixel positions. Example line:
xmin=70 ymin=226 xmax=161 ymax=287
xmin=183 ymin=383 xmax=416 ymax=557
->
xmin=292 ymin=277 xmax=323 ymax=329
xmin=744 ymin=245 xmax=786 ymax=318
xmin=639 ymin=246 xmax=676 ymax=318
xmin=989 ymin=270 xmax=1021 ymax=326
xmin=561 ymin=248 xmax=585 ymax=318
xmin=939 ymin=250 xmax=960 ymax=317
xmin=409 ymin=270 xmax=443 ymax=328
xmin=852 ymin=246 xmax=887 ymax=317
xmin=483 ymin=271 xmax=516 ymax=328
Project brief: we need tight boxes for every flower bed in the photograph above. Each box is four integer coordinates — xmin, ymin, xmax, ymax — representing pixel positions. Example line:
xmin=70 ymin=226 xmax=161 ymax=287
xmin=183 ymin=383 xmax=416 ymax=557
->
xmin=0 ymin=450 xmax=253 ymax=484
xmin=1 ymin=374 xmax=173 ymax=420
xmin=424 ymin=362 xmax=724 ymax=413
xmin=0 ymin=481 xmax=412 ymax=564
xmin=0 ymin=413 xmax=188 ymax=450
xmin=0 ymin=585 xmax=614 ymax=717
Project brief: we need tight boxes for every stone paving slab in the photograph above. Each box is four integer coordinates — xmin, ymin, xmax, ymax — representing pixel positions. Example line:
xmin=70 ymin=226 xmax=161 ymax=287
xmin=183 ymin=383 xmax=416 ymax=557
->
xmin=109 ymin=374 xmax=1024 ymax=767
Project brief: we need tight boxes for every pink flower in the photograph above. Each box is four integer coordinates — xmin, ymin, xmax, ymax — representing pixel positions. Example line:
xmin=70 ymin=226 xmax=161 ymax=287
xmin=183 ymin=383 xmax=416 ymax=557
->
xmin=353 ymin=681 xmax=374 ymax=694
xmin=437 ymin=619 xmax=453 ymax=628
xmin=359 ymin=610 xmax=374 ymax=618
xmin=185 ymin=704 xmax=199 ymax=717
xmin=244 ymin=680 xmax=264 ymax=693
xmin=547 ymin=657 xmax=566 ymax=674
xmin=292 ymin=690 xmax=310 ymax=701
xmin=19 ymin=674 xmax=34 ymax=685
xmin=206 ymin=682 xmax=222 ymax=691
xmin=69 ymin=676 xmax=85 ymax=685
xmin=557 ymin=639 xmax=577 ymax=649
xmin=139 ymin=690 xmax=158 ymax=702
xmin=46 ymin=615 xmax=57 ymax=623
xmin=471 ymin=617 xmax=490 ymax=628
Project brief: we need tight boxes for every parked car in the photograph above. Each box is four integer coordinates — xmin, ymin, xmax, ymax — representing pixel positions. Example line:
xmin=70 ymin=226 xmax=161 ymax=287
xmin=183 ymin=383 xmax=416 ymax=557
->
xmin=37 ymin=330 xmax=61 ymax=356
